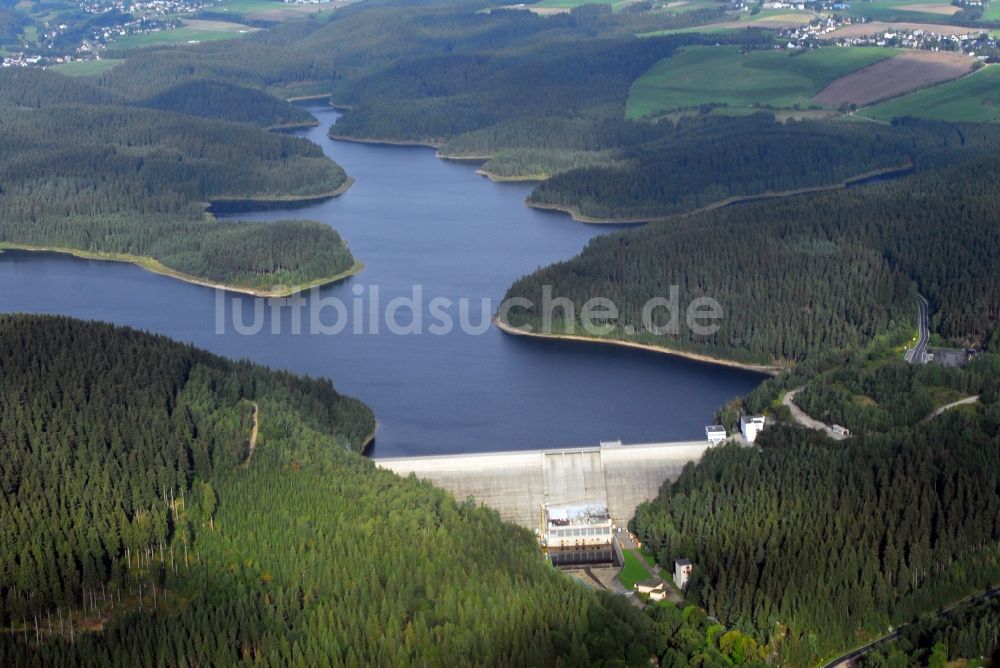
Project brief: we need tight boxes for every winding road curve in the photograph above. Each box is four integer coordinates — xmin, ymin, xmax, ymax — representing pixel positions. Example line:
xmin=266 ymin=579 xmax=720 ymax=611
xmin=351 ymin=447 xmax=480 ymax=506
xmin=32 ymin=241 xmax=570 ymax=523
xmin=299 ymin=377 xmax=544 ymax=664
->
xmin=783 ymin=388 xmax=848 ymax=440
xmin=928 ymin=395 xmax=980 ymax=420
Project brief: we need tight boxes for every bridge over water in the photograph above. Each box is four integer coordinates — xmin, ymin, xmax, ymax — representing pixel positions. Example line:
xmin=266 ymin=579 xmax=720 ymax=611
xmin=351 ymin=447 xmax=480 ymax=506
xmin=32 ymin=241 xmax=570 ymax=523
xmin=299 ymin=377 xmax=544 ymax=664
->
xmin=375 ymin=440 xmax=714 ymax=530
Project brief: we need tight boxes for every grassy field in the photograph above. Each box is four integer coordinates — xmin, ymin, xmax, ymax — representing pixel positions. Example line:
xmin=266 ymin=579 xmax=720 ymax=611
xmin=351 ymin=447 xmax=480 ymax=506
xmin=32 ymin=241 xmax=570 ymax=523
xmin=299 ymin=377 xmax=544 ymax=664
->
xmin=112 ymin=20 xmax=255 ymax=50
xmin=206 ymin=0 xmax=286 ymax=13
xmin=49 ymin=58 xmax=124 ymax=76
xmin=837 ymin=0 xmax=966 ymax=22
xmin=857 ymin=65 xmax=1000 ymax=122
xmin=640 ymin=7 xmax=814 ymax=34
xmin=627 ymin=46 xmax=899 ymax=118
xmin=207 ymin=0 xmax=334 ymax=21
xmin=523 ymin=0 xmax=722 ymax=13
xmin=654 ymin=0 xmax=723 ymax=13
xmin=617 ymin=549 xmax=652 ymax=589
xmin=530 ymin=0 xmax=630 ymax=8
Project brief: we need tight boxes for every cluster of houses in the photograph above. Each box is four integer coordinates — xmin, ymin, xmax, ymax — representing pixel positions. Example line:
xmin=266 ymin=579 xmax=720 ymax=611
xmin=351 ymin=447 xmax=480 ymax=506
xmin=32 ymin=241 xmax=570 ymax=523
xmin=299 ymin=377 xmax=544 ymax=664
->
xmin=776 ymin=15 xmax=998 ymax=59
xmin=725 ymin=0 xmax=850 ymax=11
xmin=838 ymin=28 xmax=996 ymax=57
xmin=75 ymin=16 xmax=179 ymax=53
xmin=1 ymin=52 xmax=104 ymax=68
xmin=78 ymin=0 xmax=207 ymax=17
xmin=1 ymin=54 xmax=44 ymax=68
xmin=10 ymin=0 xmax=209 ymax=66
xmin=716 ymin=0 xmax=999 ymax=60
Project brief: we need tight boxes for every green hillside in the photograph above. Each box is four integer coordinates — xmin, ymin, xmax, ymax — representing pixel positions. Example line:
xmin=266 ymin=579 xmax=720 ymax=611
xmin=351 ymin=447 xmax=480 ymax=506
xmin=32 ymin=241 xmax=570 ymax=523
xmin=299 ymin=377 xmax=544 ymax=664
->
xmin=859 ymin=65 xmax=1000 ymax=123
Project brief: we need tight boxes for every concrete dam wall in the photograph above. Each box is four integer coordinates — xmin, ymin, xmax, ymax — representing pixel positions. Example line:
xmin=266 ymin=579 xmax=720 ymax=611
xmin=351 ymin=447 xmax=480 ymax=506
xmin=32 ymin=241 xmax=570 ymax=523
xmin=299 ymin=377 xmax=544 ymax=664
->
xmin=375 ymin=440 xmax=713 ymax=530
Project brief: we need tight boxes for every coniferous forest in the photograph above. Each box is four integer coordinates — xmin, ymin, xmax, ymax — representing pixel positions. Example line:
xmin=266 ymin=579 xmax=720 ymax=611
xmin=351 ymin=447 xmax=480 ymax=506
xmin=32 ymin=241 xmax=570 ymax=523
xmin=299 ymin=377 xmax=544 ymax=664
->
xmin=629 ymin=347 xmax=1000 ymax=664
xmin=0 ymin=70 xmax=352 ymax=292
xmin=0 ymin=316 xmax=767 ymax=667
xmin=504 ymin=155 xmax=1000 ymax=365
xmin=632 ymin=373 xmax=1000 ymax=665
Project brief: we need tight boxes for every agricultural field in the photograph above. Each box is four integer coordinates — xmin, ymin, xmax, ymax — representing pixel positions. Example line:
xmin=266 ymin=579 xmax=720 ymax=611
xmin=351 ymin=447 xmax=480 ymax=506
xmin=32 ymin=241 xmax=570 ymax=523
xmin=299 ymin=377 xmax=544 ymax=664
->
xmin=894 ymin=2 xmax=961 ymax=15
xmin=207 ymin=0 xmax=345 ymax=22
xmin=523 ymin=0 xmax=632 ymax=11
xmin=812 ymin=50 xmax=974 ymax=107
xmin=626 ymin=45 xmax=898 ymax=118
xmin=510 ymin=0 xmax=722 ymax=13
xmin=857 ymin=64 xmax=1000 ymax=122
xmin=641 ymin=7 xmax=814 ymax=34
xmin=655 ymin=0 xmax=724 ymax=14
xmin=111 ymin=19 xmax=257 ymax=50
xmin=48 ymin=58 xmax=123 ymax=76
xmin=836 ymin=0 xmax=969 ymax=22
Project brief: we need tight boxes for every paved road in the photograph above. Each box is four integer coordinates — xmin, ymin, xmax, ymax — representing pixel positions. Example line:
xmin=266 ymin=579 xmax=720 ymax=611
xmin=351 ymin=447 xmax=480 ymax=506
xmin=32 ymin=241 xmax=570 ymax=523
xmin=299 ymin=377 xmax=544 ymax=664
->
xmin=783 ymin=388 xmax=848 ymax=440
xmin=904 ymin=294 xmax=930 ymax=365
xmin=822 ymin=584 xmax=1000 ymax=668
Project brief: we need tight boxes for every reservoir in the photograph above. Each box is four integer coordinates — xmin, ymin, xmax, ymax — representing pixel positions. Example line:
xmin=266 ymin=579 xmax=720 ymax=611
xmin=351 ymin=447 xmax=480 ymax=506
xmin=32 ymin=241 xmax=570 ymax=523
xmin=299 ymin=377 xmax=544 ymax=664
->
xmin=0 ymin=107 xmax=764 ymax=457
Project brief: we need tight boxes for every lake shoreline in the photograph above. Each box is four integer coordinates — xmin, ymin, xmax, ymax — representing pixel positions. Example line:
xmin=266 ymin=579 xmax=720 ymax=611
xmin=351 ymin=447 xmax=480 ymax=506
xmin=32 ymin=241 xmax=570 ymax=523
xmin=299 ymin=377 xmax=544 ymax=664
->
xmin=0 ymin=244 xmax=365 ymax=298
xmin=328 ymin=133 xmax=445 ymax=149
xmin=266 ymin=119 xmax=321 ymax=132
xmin=208 ymin=177 xmax=355 ymax=211
xmin=476 ymin=168 xmax=546 ymax=182
xmin=328 ymin=133 xmax=496 ymax=163
xmin=525 ymin=163 xmax=914 ymax=225
xmin=493 ymin=315 xmax=781 ymax=375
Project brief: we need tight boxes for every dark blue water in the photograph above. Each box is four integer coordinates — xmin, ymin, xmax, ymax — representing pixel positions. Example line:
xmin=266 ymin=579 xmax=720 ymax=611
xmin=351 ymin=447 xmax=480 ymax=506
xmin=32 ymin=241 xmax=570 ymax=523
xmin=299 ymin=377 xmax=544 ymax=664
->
xmin=0 ymin=107 xmax=764 ymax=457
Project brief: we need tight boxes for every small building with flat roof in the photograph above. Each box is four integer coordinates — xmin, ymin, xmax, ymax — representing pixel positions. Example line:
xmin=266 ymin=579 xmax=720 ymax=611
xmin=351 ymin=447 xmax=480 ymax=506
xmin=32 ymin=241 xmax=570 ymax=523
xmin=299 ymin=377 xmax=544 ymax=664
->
xmin=705 ymin=425 xmax=727 ymax=444
xmin=740 ymin=415 xmax=766 ymax=443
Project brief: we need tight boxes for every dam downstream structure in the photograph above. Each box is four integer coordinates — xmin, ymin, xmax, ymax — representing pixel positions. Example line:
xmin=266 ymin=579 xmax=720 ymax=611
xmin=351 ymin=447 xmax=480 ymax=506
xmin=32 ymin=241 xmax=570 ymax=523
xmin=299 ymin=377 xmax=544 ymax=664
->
xmin=374 ymin=439 xmax=715 ymax=531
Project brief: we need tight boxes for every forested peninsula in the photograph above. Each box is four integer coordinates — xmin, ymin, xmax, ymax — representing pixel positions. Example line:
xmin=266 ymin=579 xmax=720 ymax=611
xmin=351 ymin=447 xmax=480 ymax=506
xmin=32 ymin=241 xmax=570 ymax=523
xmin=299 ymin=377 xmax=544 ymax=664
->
xmin=0 ymin=70 xmax=355 ymax=296
xmin=503 ymin=155 xmax=1000 ymax=366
